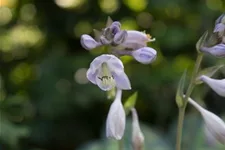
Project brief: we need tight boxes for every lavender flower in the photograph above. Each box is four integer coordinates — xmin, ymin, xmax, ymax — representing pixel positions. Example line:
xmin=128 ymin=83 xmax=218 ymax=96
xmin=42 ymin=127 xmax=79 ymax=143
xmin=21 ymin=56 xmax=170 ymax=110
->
xmin=187 ymin=97 xmax=225 ymax=145
xmin=200 ymin=43 xmax=225 ymax=58
xmin=131 ymin=108 xmax=144 ymax=150
xmin=106 ymin=89 xmax=126 ymax=140
xmin=81 ymin=34 xmax=101 ymax=50
xmin=86 ymin=54 xmax=131 ymax=91
xmin=200 ymin=75 xmax=225 ymax=97
xmin=131 ymin=47 xmax=157 ymax=64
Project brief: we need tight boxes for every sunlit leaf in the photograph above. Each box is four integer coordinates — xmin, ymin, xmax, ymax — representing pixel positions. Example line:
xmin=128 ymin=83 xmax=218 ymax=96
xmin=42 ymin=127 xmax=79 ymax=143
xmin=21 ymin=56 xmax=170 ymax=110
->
xmin=195 ymin=65 xmax=224 ymax=85
xmin=124 ymin=92 xmax=138 ymax=114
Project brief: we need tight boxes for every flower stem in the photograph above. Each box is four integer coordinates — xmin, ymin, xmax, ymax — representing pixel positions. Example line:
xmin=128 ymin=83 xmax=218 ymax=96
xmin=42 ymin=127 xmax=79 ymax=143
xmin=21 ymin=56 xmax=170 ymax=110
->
xmin=118 ymin=139 xmax=123 ymax=150
xmin=175 ymin=53 xmax=203 ymax=150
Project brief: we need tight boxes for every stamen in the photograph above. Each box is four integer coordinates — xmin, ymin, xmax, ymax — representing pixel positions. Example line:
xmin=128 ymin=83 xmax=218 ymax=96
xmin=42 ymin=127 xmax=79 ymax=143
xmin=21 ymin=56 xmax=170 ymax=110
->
xmin=98 ymin=63 xmax=115 ymax=88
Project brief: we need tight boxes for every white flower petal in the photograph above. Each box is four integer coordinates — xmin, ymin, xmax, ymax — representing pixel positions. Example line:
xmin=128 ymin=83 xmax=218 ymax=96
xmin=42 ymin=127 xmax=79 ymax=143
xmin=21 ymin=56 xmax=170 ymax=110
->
xmin=112 ymin=71 xmax=131 ymax=90
xmin=106 ymin=90 xmax=125 ymax=140
xmin=89 ymin=54 xmax=113 ymax=73
xmin=200 ymin=75 xmax=225 ymax=97
xmin=188 ymin=97 xmax=225 ymax=145
xmin=86 ymin=68 xmax=97 ymax=84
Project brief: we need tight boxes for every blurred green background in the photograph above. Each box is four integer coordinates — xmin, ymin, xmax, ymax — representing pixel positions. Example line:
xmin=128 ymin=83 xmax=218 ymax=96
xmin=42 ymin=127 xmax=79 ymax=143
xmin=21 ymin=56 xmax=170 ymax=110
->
xmin=0 ymin=0 xmax=225 ymax=150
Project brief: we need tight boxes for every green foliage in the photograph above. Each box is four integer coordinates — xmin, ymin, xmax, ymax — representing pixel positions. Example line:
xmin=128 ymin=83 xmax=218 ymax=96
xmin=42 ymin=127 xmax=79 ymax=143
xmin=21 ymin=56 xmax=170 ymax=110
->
xmin=124 ymin=92 xmax=138 ymax=114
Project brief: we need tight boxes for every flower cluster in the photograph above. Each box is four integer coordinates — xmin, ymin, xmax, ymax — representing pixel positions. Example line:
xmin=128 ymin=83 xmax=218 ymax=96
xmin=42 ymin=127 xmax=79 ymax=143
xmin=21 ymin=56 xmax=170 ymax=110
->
xmin=80 ymin=18 xmax=155 ymax=141
xmin=199 ymin=13 xmax=225 ymax=57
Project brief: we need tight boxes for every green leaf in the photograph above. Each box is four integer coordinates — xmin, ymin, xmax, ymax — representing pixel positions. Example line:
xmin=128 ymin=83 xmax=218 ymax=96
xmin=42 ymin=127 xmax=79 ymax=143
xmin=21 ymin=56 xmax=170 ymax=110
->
xmin=124 ymin=92 xmax=138 ymax=114
xmin=176 ymin=70 xmax=186 ymax=108
xmin=196 ymin=31 xmax=208 ymax=52
xmin=195 ymin=65 xmax=224 ymax=85
xmin=106 ymin=16 xmax=113 ymax=27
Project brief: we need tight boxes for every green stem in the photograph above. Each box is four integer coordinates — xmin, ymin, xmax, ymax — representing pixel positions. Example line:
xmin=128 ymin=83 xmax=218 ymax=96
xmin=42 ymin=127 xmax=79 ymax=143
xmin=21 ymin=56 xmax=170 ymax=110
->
xmin=175 ymin=53 xmax=203 ymax=150
xmin=118 ymin=139 xmax=123 ymax=150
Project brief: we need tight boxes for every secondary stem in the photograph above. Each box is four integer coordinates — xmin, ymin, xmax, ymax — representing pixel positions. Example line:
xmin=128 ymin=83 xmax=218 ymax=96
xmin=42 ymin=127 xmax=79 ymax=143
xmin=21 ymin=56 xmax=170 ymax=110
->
xmin=118 ymin=139 xmax=123 ymax=150
xmin=175 ymin=53 xmax=203 ymax=150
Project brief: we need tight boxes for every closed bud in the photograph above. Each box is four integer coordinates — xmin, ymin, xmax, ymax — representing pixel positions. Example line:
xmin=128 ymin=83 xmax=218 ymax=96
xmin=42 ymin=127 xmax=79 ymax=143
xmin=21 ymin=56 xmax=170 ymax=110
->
xmin=131 ymin=108 xmax=144 ymax=150
xmin=131 ymin=47 xmax=157 ymax=64
xmin=100 ymin=36 xmax=112 ymax=45
xmin=80 ymin=34 xmax=100 ymax=50
xmin=111 ymin=21 xmax=121 ymax=28
xmin=106 ymin=89 xmax=126 ymax=140
xmin=213 ymin=23 xmax=225 ymax=37
xmin=200 ymin=75 xmax=225 ymax=97
xmin=187 ymin=97 xmax=225 ymax=145
xmin=113 ymin=30 xmax=128 ymax=45
xmin=200 ymin=44 xmax=225 ymax=58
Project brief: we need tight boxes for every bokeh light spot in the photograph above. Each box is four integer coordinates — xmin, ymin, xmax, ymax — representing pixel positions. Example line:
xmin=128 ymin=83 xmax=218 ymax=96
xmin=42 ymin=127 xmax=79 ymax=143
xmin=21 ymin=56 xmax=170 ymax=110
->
xmin=206 ymin=0 xmax=223 ymax=11
xmin=121 ymin=18 xmax=138 ymax=30
xmin=0 ymin=7 xmax=13 ymax=25
xmin=165 ymin=3 xmax=181 ymax=19
xmin=10 ymin=63 xmax=32 ymax=85
xmin=55 ymin=0 xmax=85 ymax=9
xmin=99 ymin=0 xmax=119 ymax=14
xmin=74 ymin=21 xmax=92 ymax=38
xmin=20 ymin=3 xmax=37 ymax=22
xmin=55 ymin=79 xmax=71 ymax=94
xmin=74 ymin=68 xmax=88 ymax=84
xmin=136 ymin=12 xmax=153 ymax=29
xmin=152 ymin=21 xmax=167 ymax=38
xmin=123 ymin=0 xmax=147 ymax=12
xmin=0 ymin=0 xmax=17 ymax=8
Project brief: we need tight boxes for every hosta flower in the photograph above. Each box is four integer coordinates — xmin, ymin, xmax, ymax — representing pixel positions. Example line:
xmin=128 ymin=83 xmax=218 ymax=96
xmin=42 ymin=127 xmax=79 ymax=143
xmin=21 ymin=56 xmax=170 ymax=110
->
xmin=131 ymin=108 xmax=144 ymax=150
xmin=214 ymin=13 xmax=225 ymax=37
xmin=187 ymin=96 xmax=225 ymax=145
xmin=86 ymin=54 xmax=131 ymax=91
xmin=106 ymin=89 xmax=125 ymax=140
xmin=200 ymin=75 xmax=225 ymax=97
xmin=118 ymin=30 xmax=155 ymax=50
xmin=200 ymin=43 xmax=225 ymax=58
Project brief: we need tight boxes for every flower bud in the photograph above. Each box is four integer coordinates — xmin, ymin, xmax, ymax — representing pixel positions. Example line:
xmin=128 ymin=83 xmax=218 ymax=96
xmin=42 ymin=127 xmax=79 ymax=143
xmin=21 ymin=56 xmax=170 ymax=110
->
xmin=131 ymin=47 xmax=157 ymax=64
xmin=113 ymin=30 xmax=128 ymax=45
xmin=200 ymin=75 xmax=225 ymax=97
xmin=131 ymin=108 xmax=144 ymax=150
xmin=106 ymin=89 xmax=126 ymax=140
xmin=187 ymin=97 xmax=225 ymax=145
xmin=80 ymin=34 xmax=100 ymax=50
xmin=110 ymin=24 xmax=120 ymax=35
xmin=200 ymin=44 xmax=225 ymax=58
xmin=111 ymin=21 xmax=121 ymax=28
xmin=213 ymin=23 xmax=225 ymax=37
xmin=100 ymin=36 xmax=111 ymax=45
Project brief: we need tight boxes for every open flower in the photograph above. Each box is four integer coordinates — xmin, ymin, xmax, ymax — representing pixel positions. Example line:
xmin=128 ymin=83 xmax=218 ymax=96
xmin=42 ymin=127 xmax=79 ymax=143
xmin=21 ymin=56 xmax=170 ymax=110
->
xmin=187 ymin=96 xmax=225 ymax=145
xmin=200 ymin=75 xmax=225 ymax=97
xmin=106 ymin=89 xmax=126 ymax=140
xmin=86 ymin=54 xmax=131 ymax=91
xmin=131 ymin=108 xmax=144 ymax=150
xmin=119 ymin=30 xmax=155 ymax=50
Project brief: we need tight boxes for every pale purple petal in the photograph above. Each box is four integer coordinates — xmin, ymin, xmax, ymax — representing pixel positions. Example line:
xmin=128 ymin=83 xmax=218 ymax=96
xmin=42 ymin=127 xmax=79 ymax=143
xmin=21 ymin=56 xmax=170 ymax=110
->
xmin=200 ymin=44 xmax=225 ymax=58
xmin=89 ymin=54 xmax=112 ymax=73
xmin=132 ymin=47 xmax=157 ymax=64
xmin=106 ymin=89 xmax=125 ymax=140
xmin=106 ymin=55 xmax=124 ymax=71
xmin=112 ymin=71 xmax=131 ymax=90
xmin=113 ymin=30 xmax=128 ymax=45
xmin=213 ymin=23 xmax=225 ymax=33
xmin=86 ymin=68 xmax=97 ymax=84
xmin=80 ymin=34 xmax=100 ymax=50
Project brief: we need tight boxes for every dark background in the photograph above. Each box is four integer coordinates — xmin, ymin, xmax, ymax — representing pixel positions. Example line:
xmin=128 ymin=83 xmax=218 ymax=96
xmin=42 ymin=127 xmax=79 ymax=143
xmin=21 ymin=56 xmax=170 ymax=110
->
xmin=0 ymin=0 xmax=225 ymax=150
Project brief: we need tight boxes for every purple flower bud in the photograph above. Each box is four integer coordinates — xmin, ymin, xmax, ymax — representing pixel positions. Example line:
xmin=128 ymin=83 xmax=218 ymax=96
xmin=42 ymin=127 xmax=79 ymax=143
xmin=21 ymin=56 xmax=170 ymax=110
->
xmin=200 ymin=44 xmax=225 ymax=58
xmin=113 ymin=30 xmax=128 ymax=45
xmin=131 ymin=47 xmax=157 ymax=64
xmin=213 ymin=23 xmax=225 ymax=37
xmin=80 ymin=34 xmax=100 ymax=50
xmin=111 ymin=21 xmax=121 ymax=28
xmin=100 ymin=36 xmax=111 ymax=45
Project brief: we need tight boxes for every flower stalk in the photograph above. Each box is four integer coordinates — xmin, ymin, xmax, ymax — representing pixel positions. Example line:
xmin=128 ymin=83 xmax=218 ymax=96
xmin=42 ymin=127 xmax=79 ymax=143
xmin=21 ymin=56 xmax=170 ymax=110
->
xmin=175 ymin=53 xmax=203 ymax=150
